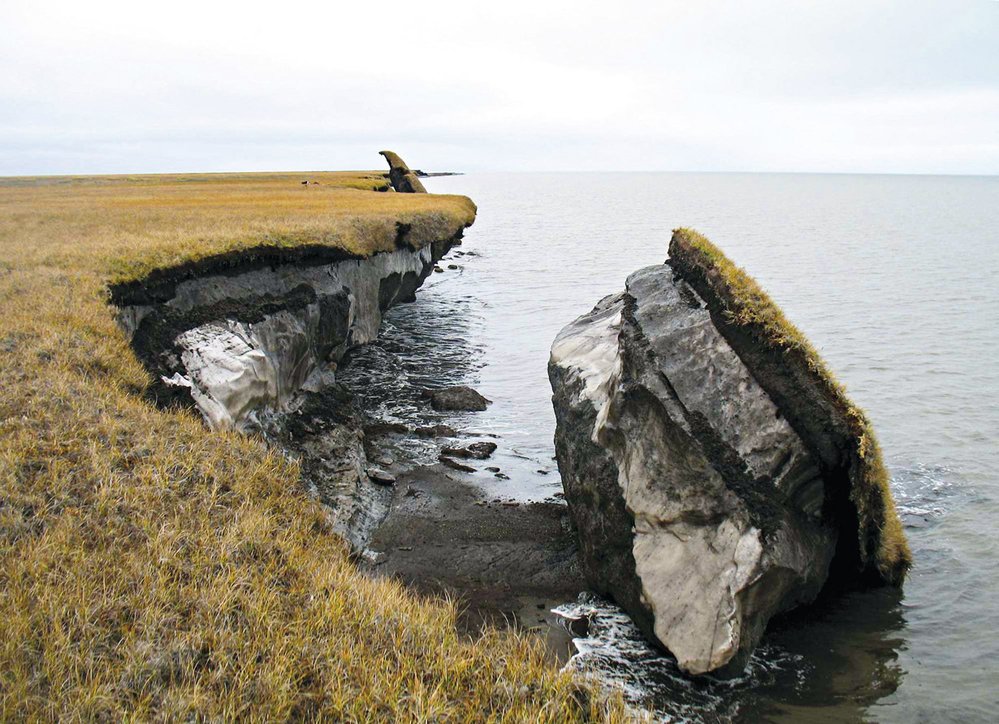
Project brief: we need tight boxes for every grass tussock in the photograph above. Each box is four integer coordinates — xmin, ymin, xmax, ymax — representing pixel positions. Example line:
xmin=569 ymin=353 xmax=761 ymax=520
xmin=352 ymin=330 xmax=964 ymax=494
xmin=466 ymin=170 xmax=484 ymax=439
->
xmin=669 ymin=228 xmax=911 ymax=584
xmin=0 ymin=173 xmax=623 ymax=721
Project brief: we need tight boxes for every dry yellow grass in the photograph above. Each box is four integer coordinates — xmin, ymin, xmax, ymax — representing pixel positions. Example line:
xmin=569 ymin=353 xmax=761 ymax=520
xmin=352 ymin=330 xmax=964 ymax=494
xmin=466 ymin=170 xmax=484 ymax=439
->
xmin=669 ymin=228 xmax=911 ymax=585
xmin=0 ymin=172 xmax=625 ymax=721
xmin=0 ymin=171 xmax=476 ymax=284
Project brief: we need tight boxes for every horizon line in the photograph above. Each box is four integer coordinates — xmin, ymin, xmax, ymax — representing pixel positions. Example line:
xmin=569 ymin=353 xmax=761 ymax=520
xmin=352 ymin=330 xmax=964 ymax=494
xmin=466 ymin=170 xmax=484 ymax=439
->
xmin=2 ymin=168 xmax=997 ymax=181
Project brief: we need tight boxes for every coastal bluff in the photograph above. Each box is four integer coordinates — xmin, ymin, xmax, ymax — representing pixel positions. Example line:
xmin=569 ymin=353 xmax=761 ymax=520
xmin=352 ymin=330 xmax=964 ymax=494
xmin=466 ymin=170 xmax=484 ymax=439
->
xmin=109 ymin=167 xmax=475 ymax=548
xmin=549 ymin=228 xmax=910 ymax=676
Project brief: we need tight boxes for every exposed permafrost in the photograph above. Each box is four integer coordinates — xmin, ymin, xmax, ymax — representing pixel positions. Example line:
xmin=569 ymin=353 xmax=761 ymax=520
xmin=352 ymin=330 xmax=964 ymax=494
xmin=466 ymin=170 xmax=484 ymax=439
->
xmin=118 ymin=243 xmax=444 ymax=430
xmin=169 ymin=314 xmax=328 ymax=429
xmin=115 ymin=233 xmax=464 ymax=550
xmin=550 ymin=265 xmax=834 ymax=676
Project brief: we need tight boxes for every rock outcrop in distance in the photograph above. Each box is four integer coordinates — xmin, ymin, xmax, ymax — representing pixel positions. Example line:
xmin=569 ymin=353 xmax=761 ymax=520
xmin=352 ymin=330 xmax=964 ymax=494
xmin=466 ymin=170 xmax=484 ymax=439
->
xmin=549 ymin=228 xmax=910 ymax=677
xmin=380 ymin=150 xmax=428 ymax=193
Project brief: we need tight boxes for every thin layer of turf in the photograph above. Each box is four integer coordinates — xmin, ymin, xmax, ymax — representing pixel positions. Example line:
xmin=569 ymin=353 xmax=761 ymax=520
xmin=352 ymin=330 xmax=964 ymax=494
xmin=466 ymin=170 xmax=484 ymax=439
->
xmin=0 ymin=172 xmax=623 ymax=721
xmin=668 ymin=228 xmax=911 ymax=585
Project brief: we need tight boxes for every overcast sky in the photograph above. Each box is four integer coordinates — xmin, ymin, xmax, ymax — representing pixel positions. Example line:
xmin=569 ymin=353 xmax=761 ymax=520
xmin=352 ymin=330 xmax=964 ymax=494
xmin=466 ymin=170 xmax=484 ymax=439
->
xmin=1 ymin=0 xmax=997 ymax=175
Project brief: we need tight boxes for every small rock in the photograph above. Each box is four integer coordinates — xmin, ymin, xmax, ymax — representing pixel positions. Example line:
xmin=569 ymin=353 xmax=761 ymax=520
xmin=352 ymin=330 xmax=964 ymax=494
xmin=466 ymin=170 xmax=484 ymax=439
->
xmin=441 ymin=441 xmax=497 ymax=460
xmin=536 ymin=469 xmax=550 ymax=475
xmin=486 ymin=466 xmax=501 ymax=473
xmin=439 ymin=455 xmax=476 ymax=473
xmin=433 ymin=266 xmax=444 ymax=273
xmin=360 ymin=549 xmax=387 ymax=565
xmin=447 ymin=264 xmax=458 ymax=270
xmin=414 ymin=424 xmax=458 ymax=438
xmin=559 ymin=612 xmax=593 ymax=638
xmin=427 ymin=386 xmax=491 ymax=412
xmin=364 ymin=421 xmax=410 ymax=436
xmin=367 ymin=467 xmax=396 ymax=485
xmin=494 ymin=472 xmax=510 ymax=480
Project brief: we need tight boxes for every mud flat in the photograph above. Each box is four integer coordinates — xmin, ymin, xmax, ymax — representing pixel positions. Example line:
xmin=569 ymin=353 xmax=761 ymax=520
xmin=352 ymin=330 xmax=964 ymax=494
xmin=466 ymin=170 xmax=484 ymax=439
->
xmin=362 ymin=455 xmax=583 ymax=659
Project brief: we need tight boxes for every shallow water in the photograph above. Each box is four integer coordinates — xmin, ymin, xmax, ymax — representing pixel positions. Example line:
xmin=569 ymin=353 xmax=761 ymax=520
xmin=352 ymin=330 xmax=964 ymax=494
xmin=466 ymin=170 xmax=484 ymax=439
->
xmin=345 ymin=172 xmax=999 ymax=721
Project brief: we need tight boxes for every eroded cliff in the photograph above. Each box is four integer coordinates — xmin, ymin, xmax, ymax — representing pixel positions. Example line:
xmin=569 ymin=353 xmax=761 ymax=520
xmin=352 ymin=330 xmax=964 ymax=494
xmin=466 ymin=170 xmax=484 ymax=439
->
xmin=113 ymin=219 xmax=471 ymax=548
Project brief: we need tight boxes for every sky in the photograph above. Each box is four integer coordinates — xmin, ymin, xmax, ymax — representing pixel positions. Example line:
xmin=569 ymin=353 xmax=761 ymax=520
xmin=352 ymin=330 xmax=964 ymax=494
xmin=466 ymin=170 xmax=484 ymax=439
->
xmin=1 ymin=0 xmax=997 ymax=175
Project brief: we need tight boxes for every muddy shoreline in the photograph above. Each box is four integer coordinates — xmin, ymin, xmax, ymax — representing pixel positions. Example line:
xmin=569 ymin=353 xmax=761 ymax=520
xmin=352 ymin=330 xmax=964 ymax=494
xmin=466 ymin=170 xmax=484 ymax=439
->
xmin=269 ymin=360 xmax=588 ymax=662
xmin=357 ymin=436 xmax=584 ymax=659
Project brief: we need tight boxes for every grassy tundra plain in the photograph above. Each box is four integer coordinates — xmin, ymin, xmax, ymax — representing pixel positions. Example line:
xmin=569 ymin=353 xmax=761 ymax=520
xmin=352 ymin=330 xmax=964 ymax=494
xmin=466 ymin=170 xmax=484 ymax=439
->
xmin=0 ymin=173 xmax=622 ymax=721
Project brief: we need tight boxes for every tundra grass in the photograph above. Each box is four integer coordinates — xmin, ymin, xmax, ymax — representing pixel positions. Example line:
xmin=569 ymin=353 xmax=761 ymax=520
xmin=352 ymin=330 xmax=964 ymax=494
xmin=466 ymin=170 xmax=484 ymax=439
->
xmin=669 ymin=228 xmax=911 ymax=584
xmin=0 ymin=173 xmax=623 ymax=721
